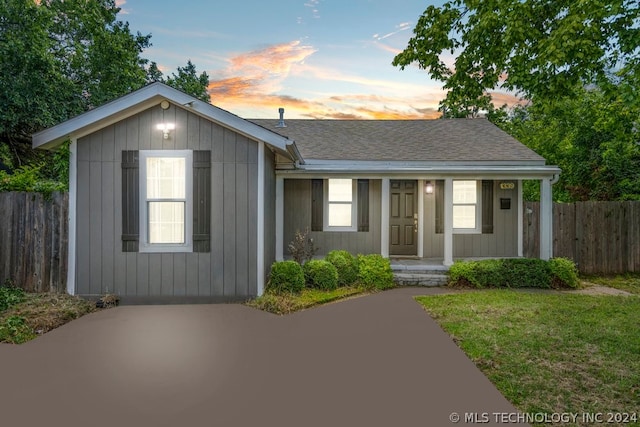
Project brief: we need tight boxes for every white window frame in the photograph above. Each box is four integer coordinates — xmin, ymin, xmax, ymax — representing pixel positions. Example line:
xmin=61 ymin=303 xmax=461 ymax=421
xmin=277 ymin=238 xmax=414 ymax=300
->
xmin=139 ymin=150 xmax=193 ymax=253
xmin=323 ymin=179 xmax=358 ymax=232
xmin=453 ymin=179 xmax=482 ymax=234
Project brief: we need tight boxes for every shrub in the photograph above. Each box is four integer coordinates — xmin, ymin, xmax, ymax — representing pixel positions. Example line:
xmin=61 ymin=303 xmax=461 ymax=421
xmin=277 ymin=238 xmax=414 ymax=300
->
xmin=448 ymin=258 xmax=579 ymax=289
xmin=326 ymin=250 xmax=358 ymax=286
xmin=357 ymin=254 xmax=394 ymax=290
xmin=267 ymin=261 xmax=305 ymax=294
xmin=549 ymin=257 xmax=580 ymax=289
xmin=303 ymin=260 xmax=339 ymax=290
xmin=0 ymin=285 xmax=25 ymax=312
xmin=287 ymin=228 xmax=319 ymax=265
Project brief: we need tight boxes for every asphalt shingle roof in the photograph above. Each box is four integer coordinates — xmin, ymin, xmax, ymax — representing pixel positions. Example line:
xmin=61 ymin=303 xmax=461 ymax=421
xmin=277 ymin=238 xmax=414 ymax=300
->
xmin=250 ymin=118 xmax=545 ymax=163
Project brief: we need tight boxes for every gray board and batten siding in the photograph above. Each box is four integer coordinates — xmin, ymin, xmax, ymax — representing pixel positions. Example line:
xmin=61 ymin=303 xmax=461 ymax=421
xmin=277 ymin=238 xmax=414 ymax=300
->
xmin=283 ymin=178 xmax=518 ymax=259
xmin=75 ymin=104 xmax=265 ymax=301
xmin=283 ymin=179 xmax=382 ymax=256
xmin=424 ymin=180 xmax=519 ymax=258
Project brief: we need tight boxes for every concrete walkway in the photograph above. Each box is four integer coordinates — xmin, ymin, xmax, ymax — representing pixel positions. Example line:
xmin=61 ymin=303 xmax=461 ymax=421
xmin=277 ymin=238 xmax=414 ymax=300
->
xmin=0 ymin=287 xmax=526 ymax=427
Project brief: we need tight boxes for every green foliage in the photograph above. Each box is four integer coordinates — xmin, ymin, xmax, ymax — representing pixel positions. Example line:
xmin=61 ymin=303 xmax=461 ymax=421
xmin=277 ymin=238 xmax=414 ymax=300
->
xmin=0 ymin=285 xmax=25 ymax=312
xmin=248 ymin=286 xmax=365 ymax=315
xmin=357 ymin=254 xmax=394 ymax=290
xmin=0 ymin=0 xmax=152 ymax=166
xmin=500 ymin=88 xmax=640 ymax=201
xmin=0 ymin=315 xmax=36 ymax=344
xmin=448 ymin=258 xmax=579 ymax=289
xmin=303 ymin=260 xmax=338 ymax=291
xmin=164 ymin=60 xmax=211 ymax=103
xmin=393 ymin=0 xmax=640 ymax=106
xmin=325 ymin=250 xmax=358 ymax=286
xmin=0 ymin=164 xmax=66 ymax=196
xmin=267 ymin=261 xmax=305 ymax=294
xmin=548 ymin=258 xmax=580 ymax=289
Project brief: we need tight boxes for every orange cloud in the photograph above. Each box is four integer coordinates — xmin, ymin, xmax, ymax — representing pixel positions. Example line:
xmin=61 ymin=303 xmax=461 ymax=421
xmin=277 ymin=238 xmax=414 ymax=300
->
xmin=205 ymin=40 xmax=446 ymax=120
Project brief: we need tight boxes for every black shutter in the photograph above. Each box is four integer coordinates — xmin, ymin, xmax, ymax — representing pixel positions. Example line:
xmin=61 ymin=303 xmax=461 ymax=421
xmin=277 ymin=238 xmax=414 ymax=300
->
xmin=311 ymin=179 xmax=323 ymax=231
xmin=435 ymin=180 xmax=444 ymax=234
xmin=357 ymin=179 xmax=369 ymax=232
xmin=193 ymin=151 xmax=211 ymax=252
xmin=482 ymin=180 xmax=494 ymax=234
xmin=121 ymin=150 xmax=139 ymax=252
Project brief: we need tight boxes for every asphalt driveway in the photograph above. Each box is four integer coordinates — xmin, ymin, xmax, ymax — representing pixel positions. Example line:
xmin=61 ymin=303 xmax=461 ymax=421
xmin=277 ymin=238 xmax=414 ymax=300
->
xmin=0 ymin=287 xmax=526 ymax=427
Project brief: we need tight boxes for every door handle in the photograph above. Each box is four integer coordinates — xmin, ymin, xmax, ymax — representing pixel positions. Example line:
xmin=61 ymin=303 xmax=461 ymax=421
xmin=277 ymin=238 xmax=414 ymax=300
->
xmin=413 ymin=216 xmax=418 ymax=233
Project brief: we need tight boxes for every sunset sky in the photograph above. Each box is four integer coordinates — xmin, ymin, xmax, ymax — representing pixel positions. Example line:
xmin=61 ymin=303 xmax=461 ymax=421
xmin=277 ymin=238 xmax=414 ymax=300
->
xmin=119 ymin=0 xmax=516 ymax=120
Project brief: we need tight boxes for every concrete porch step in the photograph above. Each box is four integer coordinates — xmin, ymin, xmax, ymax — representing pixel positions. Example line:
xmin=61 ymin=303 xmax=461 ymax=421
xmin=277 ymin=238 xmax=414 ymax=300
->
xmin=392 ymin=271 xmax=449 ymax=287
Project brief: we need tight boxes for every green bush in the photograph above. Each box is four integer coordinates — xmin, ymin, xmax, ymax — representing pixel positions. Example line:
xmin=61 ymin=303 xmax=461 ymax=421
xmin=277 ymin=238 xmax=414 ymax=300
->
xmin=549 ymin=257 xmax=580 ymax=288
xmin=0 ymin=285 xmax=26 ymax=312
xmin=267 ymin=261 xmax=305 ymax=294
xmin=326 ymin=250 xmax=358 ymax=286
xmin=303 ymin=260 xmax=339 ymax=290
xmin=448 ymin=258 xmax=579 ymax=289
xmin=357 ymin=254 xmax=394 ymax=290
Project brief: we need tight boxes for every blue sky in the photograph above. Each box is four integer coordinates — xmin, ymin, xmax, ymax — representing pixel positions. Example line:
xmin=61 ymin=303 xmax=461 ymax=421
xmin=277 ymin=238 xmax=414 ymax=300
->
xmin=119 ymin=0 xmax=511 ymax=119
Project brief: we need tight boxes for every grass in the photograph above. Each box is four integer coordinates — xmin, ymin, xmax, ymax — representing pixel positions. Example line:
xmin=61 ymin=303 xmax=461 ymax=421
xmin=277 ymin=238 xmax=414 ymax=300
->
xmin=583 ymin=273 xmax=640 ymax=295
xmin=416 ymin=290 xmax=640 ymax=426
xmin=0 ymin=291 xmax=96 ymax=344
xmin=247 ymin=285 xmax=368 ymax=314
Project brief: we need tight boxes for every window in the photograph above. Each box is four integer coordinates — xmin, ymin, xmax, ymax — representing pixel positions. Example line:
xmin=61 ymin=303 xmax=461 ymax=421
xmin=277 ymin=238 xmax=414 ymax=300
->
xmin=452 ymin=180 xmax=481 ymax=232
xmin=435 ymin=180 xmax=493 ymax=234
xmin=140 ymin=150 xmax=193 ymax=252
xmin=121 ymin=150 xmax=211 ymax=253
xmin=326 ymin=179 xmax=355 ymax=228
xmin=311 ymin=179 xmax=369 ymax=232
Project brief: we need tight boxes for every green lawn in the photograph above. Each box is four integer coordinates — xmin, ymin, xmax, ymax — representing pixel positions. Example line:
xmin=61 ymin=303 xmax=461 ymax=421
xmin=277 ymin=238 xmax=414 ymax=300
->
xmin=416 ymin=290 xmax=640 ymax=426
xmin=247 ymin=286 xmax=368 ymax=314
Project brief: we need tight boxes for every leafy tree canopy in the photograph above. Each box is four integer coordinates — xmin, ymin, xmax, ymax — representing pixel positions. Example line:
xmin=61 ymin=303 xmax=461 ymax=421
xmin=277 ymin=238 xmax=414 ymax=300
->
xmin=393 ymin=0 xmax=640 ymax=108
xmin=0 ymin=0 xmax=210 ymax=170
xmin=500 ymin=86 xmax=640 ymax=201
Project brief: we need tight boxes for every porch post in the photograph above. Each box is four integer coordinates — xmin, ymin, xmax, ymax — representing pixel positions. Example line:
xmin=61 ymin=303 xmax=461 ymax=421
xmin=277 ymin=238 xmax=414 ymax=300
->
xmin=67 ymin=138 xmax=78 ymax=295
xmin=418 ymin=179 xmax=424 ymax=258
xmin=275 ymin=176 xmax=284 ymax=261
xmin=517 ymin=179 xmax=523 ymax=257
xmin=539 ymin=177 xmax=553 ymax=260
xmin=381 ymin=178 xmax=390 ymax=257
xmin=443 ymin=178 xmax=453 ymax=266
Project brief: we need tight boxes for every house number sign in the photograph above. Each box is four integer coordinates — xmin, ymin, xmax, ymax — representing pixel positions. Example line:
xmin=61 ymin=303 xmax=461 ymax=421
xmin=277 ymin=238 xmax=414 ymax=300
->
xmin=500 ymin=182 xmax=515 ymax=190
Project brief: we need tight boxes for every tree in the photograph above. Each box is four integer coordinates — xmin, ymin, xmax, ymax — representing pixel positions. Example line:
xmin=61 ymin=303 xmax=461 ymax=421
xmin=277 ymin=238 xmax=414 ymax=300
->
xmin=164 ymin=60 xmax=211 ymax=103
xmin=393 ymin=0 xmax=640 ymax=107
xmin=0 ymin=0 xmax=151 ymax=166
xmin=499 ymin=86 xmax=640 ymax=202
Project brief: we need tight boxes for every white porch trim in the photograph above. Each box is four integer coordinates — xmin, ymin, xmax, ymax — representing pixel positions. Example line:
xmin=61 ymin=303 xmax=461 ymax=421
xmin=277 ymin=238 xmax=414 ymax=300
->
xmin=67 ymin=139 xmax=78 ymax=295
xmin=418 ymin=179 xmax=424 ymax=258
xmin=517 ymin=179 xmax=524 ymax=257
xmin=540 ymin=177 xmax=553 ymax=260
xmin=443 ymin=178 xmax=454 ymax=266
xmin=381 ymin=178 xmax=390 ymax=257
xmin=257 ymin=142 xmax=265 ymax=296
xmin=275 ymin=176 xmax=284 ymax=261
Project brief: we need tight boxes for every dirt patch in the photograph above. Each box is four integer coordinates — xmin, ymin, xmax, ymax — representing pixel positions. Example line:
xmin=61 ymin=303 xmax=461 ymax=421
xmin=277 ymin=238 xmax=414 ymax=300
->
xmin=573 ymin=282 xmax=635 ymax=296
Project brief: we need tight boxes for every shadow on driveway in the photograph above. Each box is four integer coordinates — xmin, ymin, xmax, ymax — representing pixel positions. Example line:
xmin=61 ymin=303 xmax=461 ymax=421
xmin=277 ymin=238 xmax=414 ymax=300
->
xmin=0 ymin=287 xmax=527 ymax=427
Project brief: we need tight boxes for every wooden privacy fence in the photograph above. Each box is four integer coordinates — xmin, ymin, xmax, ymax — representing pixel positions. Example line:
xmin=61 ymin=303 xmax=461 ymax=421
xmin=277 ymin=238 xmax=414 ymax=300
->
xmin=524 ymin=201 xmax=640 ymax=274
xmin=0 ymin=192 xmax=68 ymax=292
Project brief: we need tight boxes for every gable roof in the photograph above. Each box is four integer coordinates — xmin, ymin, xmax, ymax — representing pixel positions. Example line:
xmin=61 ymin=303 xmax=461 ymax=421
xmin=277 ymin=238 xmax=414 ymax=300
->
xmin=32 ymin=82 xmax=299 ymax=160
xmin=250 ymin=118 xmax=544 ymax=165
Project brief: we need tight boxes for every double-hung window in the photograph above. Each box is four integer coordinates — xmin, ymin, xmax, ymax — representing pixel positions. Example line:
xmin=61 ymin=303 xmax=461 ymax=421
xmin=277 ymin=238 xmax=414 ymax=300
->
xmin=139 ymin=150 xmax=193 ymax=252
xmin=324 ymin=178 xmax=358 ymax=231
xmin=452 ymin=180 xmax=481 ymax=232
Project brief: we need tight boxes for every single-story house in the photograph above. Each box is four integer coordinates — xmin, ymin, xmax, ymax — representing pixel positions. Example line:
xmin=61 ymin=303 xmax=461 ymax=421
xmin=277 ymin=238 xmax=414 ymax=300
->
xmin=33 ymin=82 xmax=560 ymax=303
